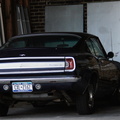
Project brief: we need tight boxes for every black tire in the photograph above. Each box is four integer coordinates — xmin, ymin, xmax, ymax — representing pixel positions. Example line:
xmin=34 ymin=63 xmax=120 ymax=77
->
xmin=76 ymin=85 xmax=95 ymax=115
xmin=0 ymin=103 xmax=9 ymax=116
xmin=112 ymin=88 xmax=120 ymax=105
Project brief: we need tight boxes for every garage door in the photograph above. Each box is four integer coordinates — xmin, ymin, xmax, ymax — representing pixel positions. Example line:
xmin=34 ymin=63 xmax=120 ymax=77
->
xmin=87 ymin=2 xmax=120 ymax=62
xmin=45 ymin=5 xmax=83 ymax=32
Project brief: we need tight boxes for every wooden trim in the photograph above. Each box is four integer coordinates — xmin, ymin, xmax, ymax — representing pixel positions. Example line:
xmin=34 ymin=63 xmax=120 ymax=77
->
xmin=4 ymin=0 xmax=13 ymax=40
xmin=0 ymin=3 xmax=5 ymax=44
xmin=18 ymin=0 xmax=23 ymax=5
xmin=23 ymin=0 xmax=29 ymax=7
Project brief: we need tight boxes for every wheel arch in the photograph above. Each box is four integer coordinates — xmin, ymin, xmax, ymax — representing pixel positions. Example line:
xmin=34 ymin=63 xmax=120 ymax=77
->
xmin=72 ymin=69 xmax=99 ymax=94
xmin=89 ymin=72 xmax=99 ymax=91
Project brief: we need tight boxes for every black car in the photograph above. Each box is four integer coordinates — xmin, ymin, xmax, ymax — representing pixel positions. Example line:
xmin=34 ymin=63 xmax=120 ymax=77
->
xmin=0 ymin=32 xmax=120 ymax=116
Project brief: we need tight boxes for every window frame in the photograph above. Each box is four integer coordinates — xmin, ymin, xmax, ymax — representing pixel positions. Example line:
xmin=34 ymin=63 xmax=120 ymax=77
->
xmin=86 ymin=37 xmax=107 ymax=59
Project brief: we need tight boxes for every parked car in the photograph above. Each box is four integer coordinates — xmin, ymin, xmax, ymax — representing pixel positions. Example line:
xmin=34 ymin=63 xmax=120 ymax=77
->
xmin=0 ymin=32 xmax=120 ymax=116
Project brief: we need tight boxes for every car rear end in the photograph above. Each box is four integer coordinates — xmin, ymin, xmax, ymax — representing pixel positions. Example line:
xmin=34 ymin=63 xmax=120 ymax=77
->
xmin=0 ymin=33 xmax=82 ymax=103
xmin=0 ymin=56 xmax=78 ymax=94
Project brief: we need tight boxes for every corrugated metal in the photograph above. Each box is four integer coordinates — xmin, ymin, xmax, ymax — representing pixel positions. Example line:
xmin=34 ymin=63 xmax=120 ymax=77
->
xmin=16 ymin=5 xmax=31 ymax=35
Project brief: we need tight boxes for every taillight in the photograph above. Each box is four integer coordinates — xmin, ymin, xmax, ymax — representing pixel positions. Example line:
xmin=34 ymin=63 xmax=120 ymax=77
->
xmin=65 ymin=57 xmax=75 ymax=71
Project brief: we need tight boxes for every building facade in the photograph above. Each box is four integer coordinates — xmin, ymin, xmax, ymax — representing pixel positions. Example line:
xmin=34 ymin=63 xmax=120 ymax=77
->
xmin=0 ymin=0 xmax=30 ymax=44
xmin=0 ymin=0 xmax=119 ymax=44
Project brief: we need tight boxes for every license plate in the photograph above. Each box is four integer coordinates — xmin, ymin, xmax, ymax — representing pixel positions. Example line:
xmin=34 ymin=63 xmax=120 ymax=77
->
xmin=12 ymin=82 xmax=33 ymax=93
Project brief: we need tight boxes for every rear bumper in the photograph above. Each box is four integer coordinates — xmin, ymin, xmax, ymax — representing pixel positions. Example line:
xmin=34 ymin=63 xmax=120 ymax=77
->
xmin=0 ymin=76 xmax=81 ymax=93
xmin=0 ymin=76 xmax=80 ymax=84
xmin=0 ymin=75 xmax=88 ymax=102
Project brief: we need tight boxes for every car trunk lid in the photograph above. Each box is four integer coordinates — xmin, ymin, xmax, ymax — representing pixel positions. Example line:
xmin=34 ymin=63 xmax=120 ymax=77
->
xmin=0 ymin=48 xmax=76 ymax=75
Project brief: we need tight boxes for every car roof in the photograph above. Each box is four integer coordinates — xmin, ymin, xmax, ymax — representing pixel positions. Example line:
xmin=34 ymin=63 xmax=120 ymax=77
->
xmin=9 ymin=32 xmax=97 ymax=41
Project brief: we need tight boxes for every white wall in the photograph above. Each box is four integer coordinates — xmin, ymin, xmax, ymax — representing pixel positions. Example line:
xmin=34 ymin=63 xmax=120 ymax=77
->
xmin=45 ymin=5 xmax=83 ymax=32
xmin=87 ymin=2 xmax=120 ymax=62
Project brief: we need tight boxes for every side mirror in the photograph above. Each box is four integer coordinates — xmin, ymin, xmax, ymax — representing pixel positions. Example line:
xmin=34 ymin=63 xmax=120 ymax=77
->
xmin=107 ymin=51 xmax=114 ymax=58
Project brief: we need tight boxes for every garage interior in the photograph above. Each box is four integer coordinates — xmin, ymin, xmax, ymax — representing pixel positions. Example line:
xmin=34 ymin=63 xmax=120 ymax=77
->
xmin=0 ymin=0 xmax=120 ymax=62
xmin=0 ymin=0 xmax=120 ymax=117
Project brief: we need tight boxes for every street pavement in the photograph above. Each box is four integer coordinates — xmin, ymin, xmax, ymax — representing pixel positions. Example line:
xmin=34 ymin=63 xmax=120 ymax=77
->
xmin=1 ymin=101 xmax=120 ymax=120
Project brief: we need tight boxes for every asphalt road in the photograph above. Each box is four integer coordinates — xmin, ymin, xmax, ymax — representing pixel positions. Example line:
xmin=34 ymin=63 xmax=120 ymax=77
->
xmin=1 ymin=101 xmax=120 ymax=120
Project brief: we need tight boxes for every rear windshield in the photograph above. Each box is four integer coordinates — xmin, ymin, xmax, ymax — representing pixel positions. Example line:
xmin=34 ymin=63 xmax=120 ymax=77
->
xmin=2 ymin=35 xmax=81 ymax=49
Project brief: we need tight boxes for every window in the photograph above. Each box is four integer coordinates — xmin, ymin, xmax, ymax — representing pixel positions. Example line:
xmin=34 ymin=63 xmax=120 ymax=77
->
xmin=3 ymin=35 xmax=81 ymax=49
xmin=86 ymin=38 xmax=106 ymax=59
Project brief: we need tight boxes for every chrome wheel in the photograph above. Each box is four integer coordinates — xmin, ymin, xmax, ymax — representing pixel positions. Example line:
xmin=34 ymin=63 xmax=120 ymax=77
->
xmin=88 ymin=85 xmax=94 ymax=109
xmin=76 ymin=84 xmax=95 ymax=115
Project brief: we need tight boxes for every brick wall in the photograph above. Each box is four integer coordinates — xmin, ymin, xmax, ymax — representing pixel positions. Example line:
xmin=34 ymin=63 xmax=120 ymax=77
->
xmin=29 ymin=0 xmax=119 ymax=33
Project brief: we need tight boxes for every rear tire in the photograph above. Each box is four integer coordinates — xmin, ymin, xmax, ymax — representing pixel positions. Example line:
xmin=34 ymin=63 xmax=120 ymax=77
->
xmin=0 ymin=103 xmax=9 ymax=116
xmin=112 ymin=87 xmax=120 ymax=105
xmin=76 ymin=85 xmax=95 ymax=115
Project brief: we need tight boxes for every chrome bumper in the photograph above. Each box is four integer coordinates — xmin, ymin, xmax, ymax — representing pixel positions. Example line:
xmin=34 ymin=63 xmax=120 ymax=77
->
xmin=0 ymin=76 xmax=81 ymax=84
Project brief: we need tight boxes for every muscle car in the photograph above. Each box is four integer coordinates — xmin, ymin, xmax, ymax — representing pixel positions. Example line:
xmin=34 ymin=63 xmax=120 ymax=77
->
xmin=0 ymin=32 xmax=120 ymax=116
